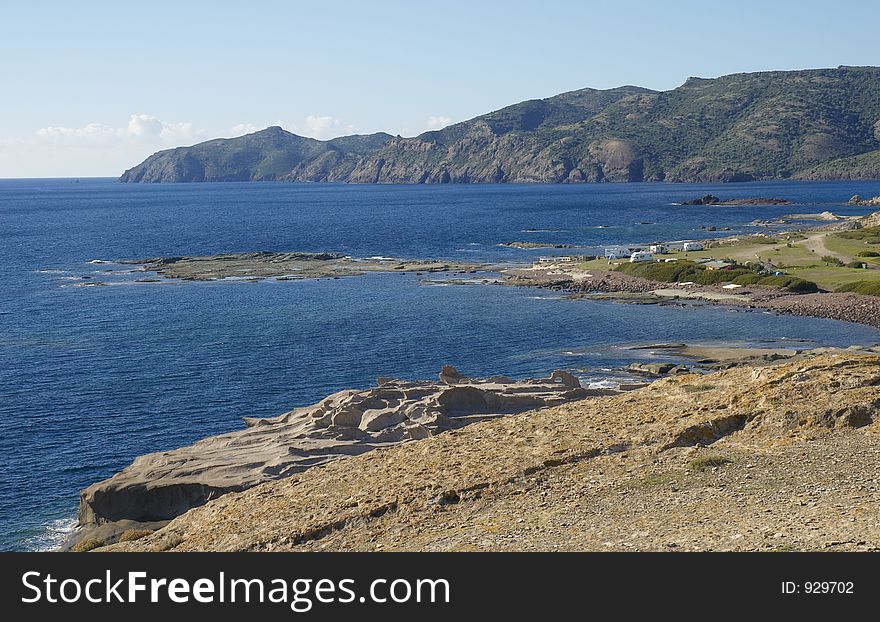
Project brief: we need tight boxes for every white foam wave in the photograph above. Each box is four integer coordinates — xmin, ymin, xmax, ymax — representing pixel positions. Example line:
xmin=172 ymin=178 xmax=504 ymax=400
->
xmin=22 ymin=517 xmax=77 ymax=552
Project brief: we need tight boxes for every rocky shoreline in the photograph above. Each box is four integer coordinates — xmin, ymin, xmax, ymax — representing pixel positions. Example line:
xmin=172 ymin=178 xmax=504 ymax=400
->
xmin=72 ymin=366 xmax=612 ymax=549
xmin=103 ymin=350 xmax=880 ymax=552
xmin=502 ymin=266 xmax=880 ymax=329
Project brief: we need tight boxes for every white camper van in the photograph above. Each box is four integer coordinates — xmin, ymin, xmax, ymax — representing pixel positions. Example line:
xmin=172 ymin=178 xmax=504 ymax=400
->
xmin=682 ymin=242 xmax=704 ymax=252
xmin=604 ymin=247 xmax=630 ymax=260
xmin=629 ymin=251 xmax=654 ymax=263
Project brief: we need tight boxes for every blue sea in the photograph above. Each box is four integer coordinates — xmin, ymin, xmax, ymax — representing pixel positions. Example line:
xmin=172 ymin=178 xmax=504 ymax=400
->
xmin=2 ymin=178 xmax=880 ymax=551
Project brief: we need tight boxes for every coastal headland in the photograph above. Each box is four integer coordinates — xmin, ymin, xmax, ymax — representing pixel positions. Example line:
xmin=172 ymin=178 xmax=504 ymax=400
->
xmin=74 ymin=367 xmax=606 ymax=549
xmin=117 ymin=207 xmax=880 ymax=329
xmin=67 ymin=204 xmax=880 ymax=552
xmin=503 ymin=208 xmax=880 ymax=329
xmin=119 ymin=66 xmax=880 ymax=184
xmin=124 ymin=252 xmax=486 ymax=281
xmin=96 ymin=349 xmax=880 ymax=552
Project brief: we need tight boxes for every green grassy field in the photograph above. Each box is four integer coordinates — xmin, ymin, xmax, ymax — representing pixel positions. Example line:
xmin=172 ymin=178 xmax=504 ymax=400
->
xmin=823 ymin=236 xmax=880 ymax=265
xmin=567 ymin=228 xmax=880 ymax=292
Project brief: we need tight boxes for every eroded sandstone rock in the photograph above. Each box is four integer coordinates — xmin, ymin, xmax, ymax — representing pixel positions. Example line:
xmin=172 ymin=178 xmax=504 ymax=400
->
xmin=79 ymin=368 xmax=595 ymax=529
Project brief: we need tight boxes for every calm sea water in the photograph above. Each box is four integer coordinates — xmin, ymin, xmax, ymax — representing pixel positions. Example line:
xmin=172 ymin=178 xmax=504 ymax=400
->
xmin=2 ymin=178 xmax=880 ymax=551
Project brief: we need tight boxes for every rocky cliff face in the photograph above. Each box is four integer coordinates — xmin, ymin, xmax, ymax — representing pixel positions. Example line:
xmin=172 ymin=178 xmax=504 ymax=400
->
xmin=104 ymin=351 xmax=880 ymax=552
xmin=119 ymin=128 xmax=392 ymax=183
xmin=120 ymin=67 xmax=880 ymax=184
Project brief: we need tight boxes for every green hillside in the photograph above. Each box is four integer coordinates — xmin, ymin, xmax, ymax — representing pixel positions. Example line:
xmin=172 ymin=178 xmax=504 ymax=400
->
xmin=120 ymin=66 xmax=880 ymax=184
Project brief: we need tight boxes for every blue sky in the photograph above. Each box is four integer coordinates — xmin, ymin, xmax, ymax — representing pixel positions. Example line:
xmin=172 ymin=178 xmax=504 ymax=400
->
xmin=1 ymin=0 xmax=878 ymax=177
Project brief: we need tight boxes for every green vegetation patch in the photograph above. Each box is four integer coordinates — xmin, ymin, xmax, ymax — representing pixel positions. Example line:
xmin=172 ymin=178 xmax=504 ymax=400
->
xmin=755 ymin=275 xmax=820 ymax=293
xmin=688 ymin=456 xmax=734 ymax=472
xmin=836 ymin=281 xmax=880 ymax=296
xmin=616 ymin=260 xmax=750 ymax=285
xmin=821 ymin=255 xmax=844 ymax=267
xmin=617 ymin=260 xmax=820 ymax=292
xmin=732 ymin=273 xmax=763 ymax=285
xmin=834 ymin=226 xmax=880 ymax=244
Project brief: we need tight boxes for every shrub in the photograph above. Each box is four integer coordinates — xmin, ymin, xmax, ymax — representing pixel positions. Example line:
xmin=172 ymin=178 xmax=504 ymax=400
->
xmin=846 ymin=261 xmax=867 ymax=269
xmin=821 ymin=255 xmax=844 ymax=266
xmin=836 ymin=281 xmax=880 ymax=296
xmin=693 ymin=269 xmax=752 ymax=285
xmin=616 ymin=260 xmax=754 ymax=285
xmin=71 ymin=538 xmax=104 ymax=552
xmin=856 ymin=251 xmax=880 ymax=257
xmin=732 ymin=273 xmax=762 ymax=285
xmin=616 ymin=260 xmax=702 ymax=282
xmin=118 ymin=529 xmax=154 ymax=543
xmin=784 ymin=279 xmax=820 ymax=294
xmin=756 ymin=275 xmax=819 ymax=293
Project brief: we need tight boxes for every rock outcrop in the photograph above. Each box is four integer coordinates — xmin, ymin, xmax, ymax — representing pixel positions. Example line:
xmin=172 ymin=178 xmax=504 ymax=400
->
xmin=79 ymin=368 xmax=600 ymax=531
xmin=681 ymin=195 xmax=791 ymax=206
xmin=849 ymin=195 xmax=880 ymax=207
xmin=106 ymin=351 xmax=880 ymax=552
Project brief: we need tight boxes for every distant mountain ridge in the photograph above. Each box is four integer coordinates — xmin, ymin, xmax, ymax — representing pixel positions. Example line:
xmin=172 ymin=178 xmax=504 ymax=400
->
xmin=120 ymin=66 xmax=880 ymax=184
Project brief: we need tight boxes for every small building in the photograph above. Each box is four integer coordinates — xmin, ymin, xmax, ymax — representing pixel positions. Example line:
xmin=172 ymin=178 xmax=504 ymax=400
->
xmin=682 ymin=241 xmax=705 ymax=252
xmin=649 ymin=244 xmax=668 ymax=254
xmin=630 ymin=251 xmax=654 ymax=263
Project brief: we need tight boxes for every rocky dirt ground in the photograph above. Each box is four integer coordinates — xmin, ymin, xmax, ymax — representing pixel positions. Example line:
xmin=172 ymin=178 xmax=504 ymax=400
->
xmin=106 ymin=351 xmax=880 ymax=552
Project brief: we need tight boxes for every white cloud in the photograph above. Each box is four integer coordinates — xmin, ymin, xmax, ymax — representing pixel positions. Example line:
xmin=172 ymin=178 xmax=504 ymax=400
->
xmin=0 ymin=114 xmax=206 ymax=177
xmin=425 ymin=115 xmax=452 ymax=130
xmin=35 ymin=114 xmax=203 ymax=144
xmin=227 ymin=123 xmax=259 ymax=136
xmin=294 ymin=115 xmax=357 ymax=140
